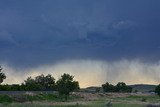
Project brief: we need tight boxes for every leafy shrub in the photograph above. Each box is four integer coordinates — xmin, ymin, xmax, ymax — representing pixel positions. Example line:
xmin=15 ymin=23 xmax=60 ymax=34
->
xmin=155 ymin=84 xmax=160 ymax=96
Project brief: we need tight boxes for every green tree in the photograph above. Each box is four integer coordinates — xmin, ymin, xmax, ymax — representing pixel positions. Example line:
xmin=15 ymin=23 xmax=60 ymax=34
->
xmin=116 ymin=82 xmax=132 ymax=92
xmin=56 ymin=73 xmax=79 ymax=96
xmin=0 ymin=66 xmax=6 ymax=84
xmin=44 ymin=74 xmax=56 ymax=90
xmin=24 ymin=74 xmax=56 ymax=91
xmin=35 ymin=74 xmax=55 ymax=90
xmin=102 ymin=82 xmax=132 ymax=93
xmin=24 ymin=77 xmax=41 ymax=91
xmin=155 ymin=84 xmax=160 ymax=96
xmin=102 ymin=82 xmax=116 ymax=92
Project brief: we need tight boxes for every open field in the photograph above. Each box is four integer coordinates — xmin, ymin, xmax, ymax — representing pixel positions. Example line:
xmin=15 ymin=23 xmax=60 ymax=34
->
xmin=0 ymin=92 xmax=160 ymax=107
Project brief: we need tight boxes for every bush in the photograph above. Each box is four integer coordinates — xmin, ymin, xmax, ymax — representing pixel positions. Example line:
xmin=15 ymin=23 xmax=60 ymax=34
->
xmin=24 ymin=74 xmax=56 ymax=91
xmin=155 ymin=84 xmax=160 ymax=96
xmin=0 ymin=95 xmax=13 ymax=103
xmin=116 ymin=82 xmax=132 ymax=93
xmin=102 ymin=82 xmax=116 ymax=92
xmin=0 ymin=66 xmax=6 ymax=84
xmin=56 ymin=73 xmax=79 ymax=96
xmin=102 ymin=82 xmax=132 ymax=93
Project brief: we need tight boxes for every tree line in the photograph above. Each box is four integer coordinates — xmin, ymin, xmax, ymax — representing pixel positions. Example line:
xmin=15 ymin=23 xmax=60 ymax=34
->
xmin=0 ymin=66 xmax=79 ymax=96
xmin=0 ymin=66 xmax=160 ymax=96
xmin=102 ymin=82 xmax=132 ymax=93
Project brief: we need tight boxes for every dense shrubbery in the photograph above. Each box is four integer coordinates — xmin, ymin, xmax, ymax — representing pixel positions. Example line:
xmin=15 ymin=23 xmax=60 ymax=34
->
xmin=0 ymin=74 xmax=56 ymax=91
xmin=102 ymin=82 xmax=116 ymax=92
xmin=24 ymin=74 xmax=56 ymax=91
xmin=56 ymin=73 xmax=79 ymax=95
xmin=102 ymin=82 xmax=132 ymax=93
xmin=155 ymin=84 xmax=160 ymax=96
xmin=0 ymin=66 xmax=6 ymax=84
xmin=0 ymin=84 xmax=22 ymax=91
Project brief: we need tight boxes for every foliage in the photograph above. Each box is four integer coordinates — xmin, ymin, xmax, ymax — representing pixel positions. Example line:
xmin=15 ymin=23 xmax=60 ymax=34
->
xmin=0 ymin=74 xmax=56 ymax=91
xmin=0 ymin=66 xmax=6 ymax=84
xmin=24 ymin=74 xmax=56 ymax=91
xmin=0 ymin=73 xmax=80 ymax=92
xmin=56 ymin=73 xmax=79 ymax=96
xmin=102 ymin=82 xmax=132 ymax=93
xmin=116 ymin=82 xmax=132 ymax=92
xmin=36 ymin=74 xmax=56 ymax=90
xmin=0 ymin=95 xmax=13 ymax=103
xmin=155 ymin=84 xmax=160 ymax=96
xmin=24 ymin=77 xmax=41 ymax=91
xmin=102 ymin=82 xmax=116 ymax=92
xmin=0 ymin=84 xmax=21 ymax=91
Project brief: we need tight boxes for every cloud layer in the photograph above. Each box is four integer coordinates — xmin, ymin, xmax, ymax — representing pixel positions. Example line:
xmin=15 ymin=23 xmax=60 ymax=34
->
xmin=0 ymin=0 xmax=160 ymax=68
xmin=0 ymin=1 xmax=160 ymax=86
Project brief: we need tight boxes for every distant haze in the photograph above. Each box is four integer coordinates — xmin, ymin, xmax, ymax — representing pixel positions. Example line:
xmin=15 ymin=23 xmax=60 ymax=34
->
xmin=2 ymin=59 xmax=160 ymax=88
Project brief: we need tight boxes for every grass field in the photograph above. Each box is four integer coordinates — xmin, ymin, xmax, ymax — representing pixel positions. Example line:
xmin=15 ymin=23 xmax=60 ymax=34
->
xmin=0 ymin=92 xmax=159 ymax=107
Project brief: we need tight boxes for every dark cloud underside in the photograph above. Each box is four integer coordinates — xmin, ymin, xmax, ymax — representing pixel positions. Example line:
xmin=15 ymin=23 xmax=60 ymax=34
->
xmin=0 ymin=0 xmax=160 ymax=68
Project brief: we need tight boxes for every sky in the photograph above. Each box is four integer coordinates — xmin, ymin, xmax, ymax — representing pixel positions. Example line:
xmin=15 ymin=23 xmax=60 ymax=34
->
xmin=0 ymin=0 xmax=160 ymax=87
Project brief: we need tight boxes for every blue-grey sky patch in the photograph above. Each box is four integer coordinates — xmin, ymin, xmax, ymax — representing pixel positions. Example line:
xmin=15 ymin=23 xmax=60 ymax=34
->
xmin=0 ymin=0 xmax=160 ymax=68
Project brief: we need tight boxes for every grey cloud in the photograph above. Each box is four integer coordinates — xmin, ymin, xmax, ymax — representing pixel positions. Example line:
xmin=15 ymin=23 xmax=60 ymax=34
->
xmin=0 ymin=30 xmax=18 ymax=47
xmin=111 ymin=20 xmax=137 ymax=31
xmin=0 ymin=0 xmax=160 ymax=68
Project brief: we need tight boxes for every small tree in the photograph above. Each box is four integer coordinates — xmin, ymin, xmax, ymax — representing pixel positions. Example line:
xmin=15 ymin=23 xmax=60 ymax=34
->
xmin=102 ymin=82 xmax=116 ymax=92
xmin=0 ymin=66 xmax=6 ymax=84
xmin=155 ymin=84 xmax=160 ymax=96
xmin=35 ymin=74 xmax=55 ymax=90
xmin=44 ymin=74 xmax=56 ymax=90
xmin=116 ymin=82 xmax=132 ymax=93
xmin=24 ymin=77 xmax=41 ymax=91
xmin=24 ymin=74 xmax=56 ymax=91
xmin=56 ymin=73 xmax=79 ymax=96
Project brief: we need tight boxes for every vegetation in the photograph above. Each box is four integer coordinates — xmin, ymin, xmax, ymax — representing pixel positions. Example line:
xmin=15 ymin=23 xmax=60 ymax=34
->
xmin=155 ymin=84 xmax=160 ymax=96
xmin=116 ymin=82 xmax=132 ymax=92
xmin=102 ymin=82 xmax=116 ymax=92
xmin=0 ymin=95 xmax=13 ymax=103
xmin=0 ymin=66 xmax=6 ymax=84
xmin=0 ymin=71 xmax=79 ymax=95
xmin=0 ymin=74 xmax=56 ymax=91
xmin=0 ymin=93 xmax=159 ymax=107
xmin=0 ymin=93 xmax=81 ymax=103
xmin=0 ymin=84 xmax=22 ymax=91
xmin=24 ymin=74 xmax=56 ymax=91
xmin=56 ymin=73 xmax=79 ymax=96
xmin=102 ymin=82 xmax=132 ymax=93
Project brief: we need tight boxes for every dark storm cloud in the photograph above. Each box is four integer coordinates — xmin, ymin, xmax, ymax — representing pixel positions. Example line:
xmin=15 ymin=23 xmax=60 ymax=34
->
xmin=0 ymin=0 xmax=160 ymax=68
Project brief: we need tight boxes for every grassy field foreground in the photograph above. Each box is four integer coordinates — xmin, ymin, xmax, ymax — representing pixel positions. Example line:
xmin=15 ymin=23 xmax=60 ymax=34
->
xmin=0 ymin=92 xmax=160 ymax=107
